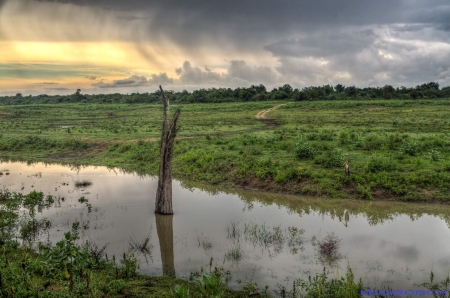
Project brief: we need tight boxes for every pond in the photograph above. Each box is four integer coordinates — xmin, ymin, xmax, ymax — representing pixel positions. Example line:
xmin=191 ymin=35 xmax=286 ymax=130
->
xmin=1 ymin=160 xmax=450 ymax=293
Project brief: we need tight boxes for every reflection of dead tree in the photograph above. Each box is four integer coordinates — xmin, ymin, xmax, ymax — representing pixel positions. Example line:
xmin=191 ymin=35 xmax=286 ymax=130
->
xmin=155 ymin=86 xmax=181 ymax=215
xmin=156 ymin=214 xmax=176 ymax=278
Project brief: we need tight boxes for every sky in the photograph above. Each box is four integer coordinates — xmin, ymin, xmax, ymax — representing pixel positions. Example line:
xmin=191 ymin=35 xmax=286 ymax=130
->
xmin=0 ymin=0 xmax=449 ymax=95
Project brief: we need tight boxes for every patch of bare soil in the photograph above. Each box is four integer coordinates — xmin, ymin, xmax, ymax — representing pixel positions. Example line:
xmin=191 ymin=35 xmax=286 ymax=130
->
xmin=0 ymin=110 xmax=11 ymax=115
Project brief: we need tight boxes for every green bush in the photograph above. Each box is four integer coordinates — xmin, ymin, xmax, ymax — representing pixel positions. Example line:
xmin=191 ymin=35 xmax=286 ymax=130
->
xmin=367 ymin=155 xmax=396 ymax=172
xmin=400 ymin=139 xmax=419 ymax=156
xmin=385 ymin=133 xmax=403 ymax=150
xmin=443 ymin=161 xmax=450 ymax=172
xmin=427 ymin=148 xmax=441 ymax=161
xmin=296 ymin=266 xmax=364 ymax=298
xmin=316 ymin=148 xmax=345 ymax=168
xmin=294 ymin=136 xmax=316 ymax=159
xmin=339 ymin=131 xmax=350 ymax=145
xmin=318 ymin=129 xmax=335 ymax=141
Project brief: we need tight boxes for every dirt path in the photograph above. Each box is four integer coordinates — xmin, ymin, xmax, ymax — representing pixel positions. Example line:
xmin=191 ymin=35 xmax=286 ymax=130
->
xmin=255 ymin=104 xmax=286 ymax=119
xmin=108 ymin=103 xmax=288 ymax=144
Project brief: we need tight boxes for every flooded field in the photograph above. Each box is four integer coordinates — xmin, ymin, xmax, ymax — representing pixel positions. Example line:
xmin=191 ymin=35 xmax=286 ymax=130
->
xmin=1 ymin=160 xmax=450 ymax=292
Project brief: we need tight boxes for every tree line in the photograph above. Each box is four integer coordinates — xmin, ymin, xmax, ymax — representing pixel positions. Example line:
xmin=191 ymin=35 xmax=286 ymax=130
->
xmin=2 ymin=82 xmax=449 ymax=105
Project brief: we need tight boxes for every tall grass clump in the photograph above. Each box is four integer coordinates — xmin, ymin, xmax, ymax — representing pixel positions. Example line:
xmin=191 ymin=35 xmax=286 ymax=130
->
xmin=295 ymin=266 xmax=364 ymax=298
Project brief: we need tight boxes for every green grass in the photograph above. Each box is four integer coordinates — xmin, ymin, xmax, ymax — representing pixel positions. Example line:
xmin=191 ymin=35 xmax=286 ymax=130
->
xmin=1 ymin=99 xmax=450 ymax=202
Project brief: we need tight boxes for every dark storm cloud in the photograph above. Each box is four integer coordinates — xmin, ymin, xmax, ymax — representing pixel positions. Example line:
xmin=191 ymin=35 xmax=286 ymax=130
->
xmin=91 ymin=60 xmax=280 ymax=90
xmin=175 ymin=60 xmax=278 ymax=85
xmin=92 ymin=75 xmax=148 ymax=88
xmin=92 ymin=73 xmax=173 ymax=88
xmin=2 ymin=0 xmax=450 ymax=90
xmin=228 ymin=60 xmax=278 ymax=85
xmin=15 ymin=0 xmax=447 ymax=48
xmin=265 ymin=25 xmax=450 ymax=87
xmin=176 ymin=61 xmax=223 ymax=85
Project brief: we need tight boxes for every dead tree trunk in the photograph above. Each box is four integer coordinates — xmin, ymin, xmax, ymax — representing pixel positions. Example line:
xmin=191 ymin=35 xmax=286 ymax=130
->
xmin=155 ymin=85 xmax=181 ymax=215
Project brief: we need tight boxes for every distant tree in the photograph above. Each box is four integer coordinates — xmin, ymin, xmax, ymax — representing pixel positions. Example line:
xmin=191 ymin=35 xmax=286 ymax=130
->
xmin=426 ymin=82 xmax=439 ymax=90
xmin=335 ymin=84 xmax=345 ymax=93
xmin=279 ymin=84 xmax=293 ymax=94
xmin=345 ymin=86 xmax=358 ymax=97
xmin=410 ymin=90 xmax=420 ymax=99
xmin=382 ymin=85 xmax=395 ymax=99
xmin=441 ymin=86 xmax=450 ymax=97
xmin=15 ymin=93 xmax=22 ymax=97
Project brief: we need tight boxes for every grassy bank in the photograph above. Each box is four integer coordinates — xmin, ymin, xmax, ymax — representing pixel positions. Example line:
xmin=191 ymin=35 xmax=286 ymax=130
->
xmin=1 ymin=99 xmax=450 ymax=202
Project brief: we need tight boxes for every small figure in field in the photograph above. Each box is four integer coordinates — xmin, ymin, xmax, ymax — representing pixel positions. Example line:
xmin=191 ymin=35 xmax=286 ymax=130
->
xmin=67 ymin=128 xmax=71 ymax=134
xmin=37 ymin=129 xmax=41 ymax=134
xmin=343 ymin=160 xmax=350 ymax=177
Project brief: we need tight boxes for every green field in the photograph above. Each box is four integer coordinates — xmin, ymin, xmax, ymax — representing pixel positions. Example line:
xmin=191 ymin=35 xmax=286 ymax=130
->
xmin=1 ymin=99 xmax=450 ymax=202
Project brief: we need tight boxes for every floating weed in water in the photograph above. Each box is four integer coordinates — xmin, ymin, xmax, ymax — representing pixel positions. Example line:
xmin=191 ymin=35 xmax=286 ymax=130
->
xmin=226 ymin=221 xmax=242 ymax=241
xmin=129 ymin=229 xmax=153 ymax=264
xmin=74 ymin=180 xmax=92 ymax=188
xmin=28 ymin=172 xmax=42 ymax=178
xmin=226 ymin=221 xmax=305 ymax=258
xmin=316 ymin=232 xmax=341 ymax=258
xmin=225 ymin=244 xmax=244 ymax=262
xmin=196 ymin=232 xmax=213 ymax=252
xmin=315 ymin=232 xmax=343 ymax=268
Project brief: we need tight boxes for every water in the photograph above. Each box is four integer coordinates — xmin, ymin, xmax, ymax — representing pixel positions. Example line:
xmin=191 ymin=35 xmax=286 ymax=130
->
xmin=1 ymin=160 xmax=450 ymax=292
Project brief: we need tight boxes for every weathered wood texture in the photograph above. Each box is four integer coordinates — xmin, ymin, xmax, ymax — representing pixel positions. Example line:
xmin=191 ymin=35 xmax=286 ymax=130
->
xmin=155 ymin=86 xmax=181 ymax=215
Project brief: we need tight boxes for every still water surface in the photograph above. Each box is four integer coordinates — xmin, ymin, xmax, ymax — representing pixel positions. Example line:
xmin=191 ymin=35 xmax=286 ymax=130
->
xmin=1 ymin=160 xmax=450 ymax=292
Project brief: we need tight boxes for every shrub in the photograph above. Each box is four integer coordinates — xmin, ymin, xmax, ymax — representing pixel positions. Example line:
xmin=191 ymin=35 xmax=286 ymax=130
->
xmin=339 ymin=131 xmax=350 ymax=145
xmin=353 ymin=135 xmax=364 ymax=148
xmin=427 ymin=148 xmax=441 ymax=161
xmin=385 ymin=133 xmax=403 ymax=150
xmin=294 ymin=136 xmax=316 ymax=159
xmin=400 ymin=139 xmax=419 ymax=156
xmin=296 ymin=267 xmax=364 ymax=298
xmin=363 ymin=135 xmax=383 ymax=151
xmin=274 ymin=167 xmax=298 ymax=184
xmin=318 ymin=129 xmax=335 ymax=141
xmin=367 ymin=155 xmax=396 ymax=172
xmin=443 ymin=161 xmax=450 ymax=172
xmin=317 ymin=148 xmax=345 ymax=168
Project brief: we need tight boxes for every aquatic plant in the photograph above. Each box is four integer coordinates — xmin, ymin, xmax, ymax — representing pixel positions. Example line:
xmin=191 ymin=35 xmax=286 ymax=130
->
xmin=316 ymin=232 xmax=341 ymax=258
xmin=74 ymin=179 xmax=92 ymax=188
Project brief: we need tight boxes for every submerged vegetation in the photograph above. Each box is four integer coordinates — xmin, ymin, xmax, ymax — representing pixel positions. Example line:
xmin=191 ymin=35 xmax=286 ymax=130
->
xmin=74 ymin=179 xmax=93 ymax=188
